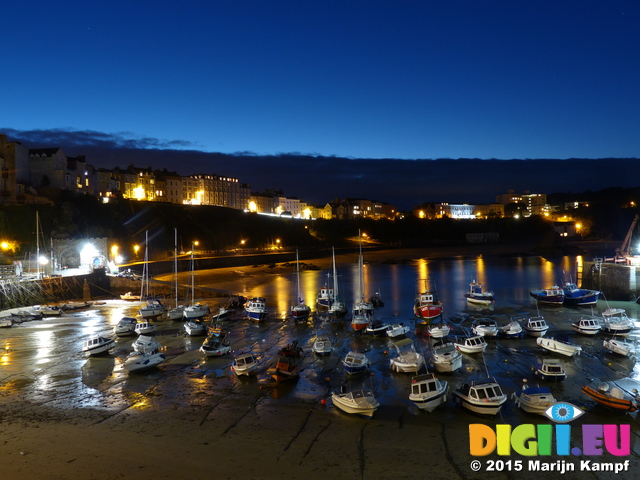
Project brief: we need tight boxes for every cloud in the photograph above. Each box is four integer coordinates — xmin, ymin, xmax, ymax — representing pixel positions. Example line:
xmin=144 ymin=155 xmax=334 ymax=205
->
xmin=2 ymin=128 xmax=638 ymax=210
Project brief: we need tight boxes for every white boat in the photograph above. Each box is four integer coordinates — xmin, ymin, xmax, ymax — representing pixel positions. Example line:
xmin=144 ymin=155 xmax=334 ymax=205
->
xmin=537 ymin=335 xmax=582 ymax=357
xmin=312 ymin=336 xmax=334 ymax=355
xmin=342 ymin=351 xmax=371 ymax=375
xmin=331 ymin=388 xmax=379 ymax=418
xmin=365 ymin=319 xmax=390 ymax=336
xmin=532 ymin=358 xmax=566 ymax=381
xmin=571 ymin=317 xmax=602 ymax=335
xmin=453 ymin=335 xmax=487 ymax=354
xmin=123 ymin=350 xmax=165 ymax=373
xmin=522 ymin=316 xmax=549 ymax=337
xmin=82 ymin=335 xmax=115 ymax=356
xmin=184 ymin=319 xmax=206 ymax=336
xmin=139 ymin=299 xmax=165 ymax=320
xmin=132 ymin=335 xmax=161 ymax=353
xmin=0 ymin=318 xmax=13 ymax=328
xmin=134 ymin=320 xmax=157 ymax=336
xmin=471 ymin=318 xmax=499 ymax=337
xmin=167 ymin=228 xmax=186 ymax=321
xmin=352 ymin=236 xmax=374 ymax=319
xmin=120 ymin=291 xmax=141 ymax=301
xmin=210 ymin=306 xmax=235 ymax=322
xmin=245 ymin=297 xmax=268 ymax=322
xmin=427 ymin=321 xmax=451 ymax=338
xmin=290 ymin=250 xmax=312 ymax=322
xmin=603 ymin=338 xmax=635 ymax=357
xmin=167 ymin=305 xmax=186 ymax=321
xmin=200 ymin=334 xmax=231 ymax=357
xmin=114 ymin=317 xmax=137 ymax=336
xmin=601 ymin=308 xmax=634 ymax=336
xmin=499 ymin=320 xmax=523 ymax=338
xmin=389 ymin=336 xmax=425 ymax=373
xmin=231 ymin=352 xmax=259 ymax=376
xmin=184 ymin=303 xmax=210 ymax=320
xmin=453 ymin=377 xmax=507 ymax=415
xmin=512 ymin=382 xmax=557 ymax=415
xmin=464 ymin=280 xmax=494 ymax=305
xmin=430 ymin=340 xmax=463 ymax=373
xmin=409 ymin=373 xmax=448 ymax=412
xmin=386 ymin=323 xmax=410 ymax=338
xmin=138 ymin=231 xmax=166 ymax=320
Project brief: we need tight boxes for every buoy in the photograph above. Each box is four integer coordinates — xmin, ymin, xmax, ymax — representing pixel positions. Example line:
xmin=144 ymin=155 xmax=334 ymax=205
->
xmin=321 ymin=398 xmax=327 ymax=405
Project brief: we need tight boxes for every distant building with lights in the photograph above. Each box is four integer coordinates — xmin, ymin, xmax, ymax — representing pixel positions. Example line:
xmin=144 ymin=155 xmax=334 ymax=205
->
xmin=414 ymin=202 xmax=504 ymax=219
xmin=496 ymin=190 xmax=547 ymax=216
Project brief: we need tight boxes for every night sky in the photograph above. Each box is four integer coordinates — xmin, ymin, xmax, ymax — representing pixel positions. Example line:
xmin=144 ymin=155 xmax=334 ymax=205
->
xmin=3 ymin=1 xmax=639 ymax=209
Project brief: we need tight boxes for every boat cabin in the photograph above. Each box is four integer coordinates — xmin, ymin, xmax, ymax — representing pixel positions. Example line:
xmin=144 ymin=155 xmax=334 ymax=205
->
xmin=411 ymin=374 xmax=444 ymax=396
xmin=461 ymin=380 xmax=505 ymax=401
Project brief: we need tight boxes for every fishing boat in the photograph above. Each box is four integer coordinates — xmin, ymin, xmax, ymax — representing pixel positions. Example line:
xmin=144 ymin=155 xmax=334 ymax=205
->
xmin=499 ymin=320 xmax=523 ymax=338
xmin=537 ymin=335 xmax=582 ymax=357
xmin=532 ymin=358 xmax=566 ymax=381
xmin=562 ymin=282 xmax=601 ymax=306
xmin=529 ymin=285 xmax=565 ymax=306
xmin=603 ymin=338 xmax=635 ymax=356
xmin=571 ymin=317 xmax=602 ymax=335
xmin=413 ymin=279 xmax=443 ymax=322
xmin=315 ymin=283 xmax=334 ymax=311
xmin=409 ymin=373 xmax=448 ymax=412
xmin=245 ymin=297 xmax=268 ymax=322
xmin=113 ymin=317 xmax=137 ymax=336
xmin=522 ymin=316 xmax=549 ymax=337
xmin=331 ymin=387 xmax=379 ymax=418
xmin=453 ymin=335 xmax=487 ymax=354
xmin=512 ymin=381 xmax=558 ymax=415
xmin=600 ymin=308 xmax=634 ymax=336
xmin=231 ymin=353 xmax=259 ymax=376
xmin=200 ymin=334 xmax=231 ymax=357
xmin=471 ymin=318 xmax=499 ymax=337
xmin=267 ymin=355 xmax=300 ymax=382
xmin=352 ymin=235 xmax=374 ymax=319
xmin=581 ymin=383 xmax=639 ymax=412
xmin=453 ymin=377 xmax=507 ymax=415
xmin=82 ymin=335 xmax=115 ymax=356
xmin=342 ymin=351 xmax=371 ymax=375
xmin=389 ymin=335 xmax=425 ymax=373
xmin=290 ymin=250 xmax=311 ymax=322
xmin=132 ymin=335 xmax=161 ymax=353
xmin=386 ymin=323 xmax=410 ymax=338
xmin=464 ymin=280 xmax=494 ymax=305
xmin=350 ymin=314 xmax=371 ymax=332
xmin=184 ymin=318 xmax=206 ymax=336
xmin=123 ymin=350 xmax=165 ymax=373
xmin=134 ymin=320 xmax=157 ymax=336
xmin=312 ymin=335 xmax=333 ymax=355
xmin=365 ymin=319 xmax=390 ymax=336
xmin=430 ymin=340 xmax=463 ymax=373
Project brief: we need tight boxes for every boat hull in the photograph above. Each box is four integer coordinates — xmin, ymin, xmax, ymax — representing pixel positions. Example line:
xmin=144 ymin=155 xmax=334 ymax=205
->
xmin=581 ymin=385 xmax=638 ymax=412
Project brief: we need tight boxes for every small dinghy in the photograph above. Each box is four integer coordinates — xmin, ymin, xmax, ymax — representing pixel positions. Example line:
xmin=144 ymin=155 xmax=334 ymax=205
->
xmin=603 ymin=338 xmax=635 ymax=357
xmin=312 ymin=335 xmax=333 ymax=355
xmin=386 ymin=323 xmax=410 ymax=338
xmin=389 ymin=335 xmax=425 ymax=373
xmin=581 ymin=382 xmax=639 ymax=412
xmin=184 ymin=318 xmax=206 ymax=336
xmin=499 ymin=320 xmax=522 ymax=338
xmin=82 ymin=335 xmax=116 ymax=356
xmin=365 ymin=319 xmax=390 ymax=336
xmin=342 ymin=351 xmax=371 ymax=375
xmin=123 ymin=349 xmax=165 ymax=373
xmin=409 ymin=373 xmax=448 ymax=412
xmin=331 ymin=387 xmax=379 ymax=418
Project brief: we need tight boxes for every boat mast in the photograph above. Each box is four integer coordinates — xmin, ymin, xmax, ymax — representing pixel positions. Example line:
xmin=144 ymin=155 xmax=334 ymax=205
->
xmin=190 ymin=243 xmax=195 ymax=305
xmin=358 ymin=231 xmax=365 ymax=303
xmin=295 ymin=249 xmax=302 ymax=304
xmin=174 ymin=228 xmax=179 ymax=308
xmin=140 ymin=231 xmax=149 ymax=300
xmin=332 ymin=247 xmax=339 ymax=300
xmin=35 ymin=210 xmax=40 ymax=279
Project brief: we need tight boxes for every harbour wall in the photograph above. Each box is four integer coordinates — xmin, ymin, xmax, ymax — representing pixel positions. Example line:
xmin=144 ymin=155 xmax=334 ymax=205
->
xmin=582 ymin=261 xmax=640 ymax=302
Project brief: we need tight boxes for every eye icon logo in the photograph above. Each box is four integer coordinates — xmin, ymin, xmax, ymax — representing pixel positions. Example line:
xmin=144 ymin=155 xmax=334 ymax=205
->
xmin=544 ymin=402 xmax=584 ymax=423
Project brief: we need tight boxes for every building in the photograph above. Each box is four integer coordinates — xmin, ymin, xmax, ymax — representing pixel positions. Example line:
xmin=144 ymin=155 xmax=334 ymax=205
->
xmin=496 ymin=190 xmax=547 ymax=216
xmin=0 ymin=133 xmax=28 ymax=203
xmin=414 ymin=203 xmax=504 ymax=219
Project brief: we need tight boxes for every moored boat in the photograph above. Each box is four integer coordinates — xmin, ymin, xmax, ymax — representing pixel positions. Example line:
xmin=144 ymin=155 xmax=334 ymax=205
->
xmin=409 ymin=373 xmax=448 ymax=412
xmin=529 ymin=286 xmax=565 ymax=306
xmin=413 ymin=279 xmax=443 ymax=322
xmin=245 ymin=297 xmax=268 ymax=322
xmin=183 ymin=303 xmax=210 ymax=320
xmin=571 ymin=317 xmax=602 ymax=335
xmin=132 ymin=334 xmax=161 ymax=353
xmin=365 ymin=319 xmax=390 ymax=336
xmin=471 ymin=318 xmax=499 ymax=337
xmin=312 ymin=335 xmax=334 ymax=355
xmin=464 ymin=280 xmax=494 ymax=305
xmin=210 ymin=306 xmax=235 ymax=322
xmin=453 ymin=377 xmax=507 ymax=416
xmin=427 ymin=320 xmax=451 ymax=338
xmin=114 ymin=317 xmax=137 ymax=336
xmin=386 ymin=323 xmax=410 ymax=338
xmin=200 ymin=334 xmax=231 ymax=357
xmin=342 ymin=351 xmax=370 ymax=375
xmin=350 ymin=314 xmax=371 ymax=332
xmin=82 ymin=335 xmax=115 ymax=356
xmin=331 ymin=387 xmax=379 ymax=418
xmin=603 ymin=338 xmax=635 ymax=356
xmin=453 ymin=335 xmax=487 ymax=354
xmin=537 ymin=335 xmax=582 ymax=357
xmin=139 ymin=299 xmax=165 ymax=320
xmin=430 ymin=340 xmax=463 ymax=373
xmin=499 ymin=319 xmax=523 ymax=338
xmin=184 ymin=318 xmax=206 ymax=336
xmin=562 ymin=282 xmax=601 ymax=306
xmin=389 ymin=335 xmax=425 ymax=373
xmin=134 ymin=320 xmax=157 ymax=336
xmin=600 ymin=308 xmax=634 ymax=336
xmin=123 ymin=350 xmax=165 ymax=373
xmin=290 ymin=250 xmax=312 ymax=323
xmin=231 ymin=352 xmax=259 ymax=376
xmin=512 ymin=382 xmax=557 ymax=415
xmin=522 ymin=316 xmax=549 ymax=337
xmin=532 ymin=358 xmax=566 ymax=381
xmin=267 ymin=355 xmax=300 ymax=382
xmin=581 ymin=383 xmax=639 ymax=412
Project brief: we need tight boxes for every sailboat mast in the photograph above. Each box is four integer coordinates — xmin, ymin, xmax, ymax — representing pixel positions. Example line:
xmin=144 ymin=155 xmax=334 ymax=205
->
xmin=332 ymin=247 xmax=339 ymax=298
xmin=358 ymin=232 xmax=365 ymax=302
xmin=174 ymin=228 xmax=179 ymax=308
xmin=140 ymin=230 xmax=149 ymax=299
xmin=295 ymin=249 xmax=302 ymax=303
xmin=35 ymin=211 xmax=40 ymax=279
xmin=190 ymin=244 xmax=195 ymax=304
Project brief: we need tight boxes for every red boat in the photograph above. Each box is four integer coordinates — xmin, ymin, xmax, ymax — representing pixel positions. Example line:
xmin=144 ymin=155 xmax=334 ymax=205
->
xmin=413 ymin=280 xmax=443 ymax=322
xmin=350 ymin=314 xmax=371 ymax=332
xmin=581 ymin=384 xmax=638 ymax=412
xmin=267 ymin=355 xmax=300 ymax=382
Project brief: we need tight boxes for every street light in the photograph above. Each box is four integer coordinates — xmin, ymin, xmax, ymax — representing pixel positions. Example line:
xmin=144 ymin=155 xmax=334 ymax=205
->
xmin=134 ymin=244 xmax=140 ymax=258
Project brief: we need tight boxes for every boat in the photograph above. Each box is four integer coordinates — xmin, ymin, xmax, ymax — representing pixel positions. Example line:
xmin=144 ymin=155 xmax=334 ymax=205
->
xmin=122 ymin=349 xmax=165 ymax=373
xmin=536 ymin=335 xmax=582 ymax=357
xmin=365 ymin=319 xmax=390 ymax=336
xmin=231 ymin=352 xmax=259 ymax=376
xmin=581 ymin=383 xmax=639 ymax=412
xmin=603 ymin=338 xmax=635 ymax=356
xmin=290 ymin=250 xmax=312 ymax=322
xmin=350 ymin=314 xmax=371 ymax=332
xmin=368 ymin=292 xmax=384 ymax=308
xmin=139 ymin=299 xmax=165 ymax=320
xmin=331 ymin=387 xmax=379 ymax=418
xmin=82 ymin=335 xmax=115 ymax=356
xmin=207 ymin=323 xmax=225 ymax=336
xmin=512 ymin=381 xmax=557 ymax=415
xmin=138 ymin=231 xmax=166 ymax=320
xmin=389 ymin=335 xmax=425 ymax=373
xmin=184 ymin=318 xmax=206 ymax=336
xmin=59 ymin=301 xmax=93 ymax=311
xmin=386 ymin=323 xmax=410 ymax=338
xmin=453 ymin=335 xmax=487 ymax=354
xmin=245 ymin=297 xmax=268 ymax=322
xmin=464 ymin=280 xmax=494 ymax=305
xmin=183 ymin=244 xmax=209 ymax=319
xmin=413 ymin=279 xmax=443 ymax=322
xmin=522 ymin=316 xmax=549 ymax=337
xmin=562 ymin=281 xmax=601 ymax=306
xmin=529 ymin=285 xmax=565 ymax=306
xmin=327 ymin=248 xmax=348 ymax=319
xmin=315 ymin=282 xmax=334 ymax=311
xmin=600 ymin=308 xmax=634 ymax=336
xmin=132 ymin=335 xmax=161 ymax=353
xmin=200 ymin=334 xmax=231 ymax=357
xmin=114 ymin=317 xmax=137 ymax=336
xmin=532 ymin=358 xmax=566 ymax=381
xmin=120 ymin=291 xmax=141 ymax=301
xmin=571 ymin=317 xmax=602 ymax=335
xmin=312 ymin=335 xmax=334 ymax=355
xmin=499 ymin=319 xmax=523 ymax=338
xmin=453 ymin=377 xmax=507 ymax=416
xmin=0 ymin=318 xmax=13 ymax=328
xmin=167 ymin=229 xmax=186 ymax=320
xmin=342 ymin=351 xmax=371 ymax=375
xmin=409 ymin=373 xmax=448 ymax=412
xmin=34 ymin=305 xmax=63 ymax=317
xmin=134 ymin=320 xmax=157 ymax=336
xmin=471 ymin=318 xmax=499 ymax=337
xmin=426 ymin=320 xmax=451 ymax=338
xmin=210 ymin=306 xmax=235 ymax=322
xmin=277 ymin=340 xmax=303 ymax=358
xmin=352 ymin=235 xmax=374 ymax=320
xmin=267 ymin=354 xmax=300 ymax=382
xmin=10 ymin=310 xmax=42 ymax=322
xmin=430 ymin=340 xmax=463 ymax=373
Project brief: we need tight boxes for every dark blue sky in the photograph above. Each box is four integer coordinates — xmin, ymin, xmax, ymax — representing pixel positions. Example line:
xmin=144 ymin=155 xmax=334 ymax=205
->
xmin=3 ymin=2 xmax=640 ymax=208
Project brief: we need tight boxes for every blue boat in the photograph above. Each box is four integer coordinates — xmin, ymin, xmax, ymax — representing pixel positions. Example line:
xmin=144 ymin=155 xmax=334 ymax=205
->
xmin=342 ymin=351 xmax=370 ymax=375
xmin=529 ymin=285 xmax=565 ymax=305
xmin=562 ymin=282 xmax=601 ymax=306
xmin=244 ymin=297 xmax=268 ymax=322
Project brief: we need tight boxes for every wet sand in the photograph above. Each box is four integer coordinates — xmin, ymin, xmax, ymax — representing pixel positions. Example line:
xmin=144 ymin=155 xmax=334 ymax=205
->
xmin=2 ymin=242 xmax=638 ymax=480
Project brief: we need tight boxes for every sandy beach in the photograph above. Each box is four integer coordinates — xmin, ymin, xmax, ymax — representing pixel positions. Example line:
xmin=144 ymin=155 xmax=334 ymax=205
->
xmin=2 ymin=241 xmax=636 ymax=480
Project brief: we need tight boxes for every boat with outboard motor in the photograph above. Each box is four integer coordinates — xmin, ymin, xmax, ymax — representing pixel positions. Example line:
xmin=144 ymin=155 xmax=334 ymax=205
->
xmin=512 ymin=381 xmax=558 ymax=415
xmin=409 ymin=373 xmax=448 ymax=412
xmin=82 ymin=335 xmax=116 ymax=356
xmin=453 ymin=377 xmax=507 ymax=416
xmin=331 ymin=386 xmax=379 ymax=418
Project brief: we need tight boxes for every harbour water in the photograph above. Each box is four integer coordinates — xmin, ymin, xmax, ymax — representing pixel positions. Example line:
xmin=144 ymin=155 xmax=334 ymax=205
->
xmin=2 ymin=251 xmax=640 ymax=479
